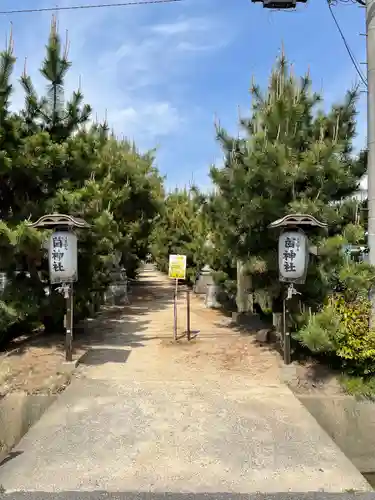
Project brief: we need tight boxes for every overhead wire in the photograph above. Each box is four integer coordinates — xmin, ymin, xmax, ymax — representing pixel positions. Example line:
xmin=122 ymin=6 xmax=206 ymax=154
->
xmin=0 ymin=0 xmax=367 ymax=91
xmin=326 ymin=0 xmax=367 ymax=87
xmin=331 ymin=0 xmax=365 ymax=5
xmin=0 ymin=0 xmax=183 ymax=15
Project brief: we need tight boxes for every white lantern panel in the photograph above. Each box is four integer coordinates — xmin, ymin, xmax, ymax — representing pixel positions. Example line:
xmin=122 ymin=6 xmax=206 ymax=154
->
xmin=278 ymin=231 xmax=307 ymax=280
xmin=49 ymin=231 xmax=78 ymax=283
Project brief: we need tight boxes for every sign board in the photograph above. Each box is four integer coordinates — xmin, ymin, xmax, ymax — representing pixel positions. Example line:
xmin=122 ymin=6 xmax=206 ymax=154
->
xmin=278 ymin=230 xmax=308 ymax=283
xmin=168 ymin=254 xmax=186 ymax=280
xmin=49 ymin=231 xmax=78 ymax=284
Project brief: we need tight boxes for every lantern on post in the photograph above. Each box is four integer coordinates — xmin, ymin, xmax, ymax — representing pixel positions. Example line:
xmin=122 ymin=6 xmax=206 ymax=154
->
xmin=278 ymin=230 xmax=309 ymax=286
xmin=269 ymin=214 xmax=327 ymax=365
xmin=28 ymin=214 xmax=90 ymax=362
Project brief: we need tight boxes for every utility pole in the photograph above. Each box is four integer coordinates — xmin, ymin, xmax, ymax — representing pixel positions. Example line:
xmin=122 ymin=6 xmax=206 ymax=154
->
xmin=251 ymin=0 xmax=375 ymax=318
xmin=367 ymin=0 xmax=375 ymax=320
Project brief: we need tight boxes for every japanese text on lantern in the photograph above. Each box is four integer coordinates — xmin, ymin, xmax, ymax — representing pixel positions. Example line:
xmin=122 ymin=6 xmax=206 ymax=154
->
xmin=51 ymin=234 xmax=68 ymax=273
xmin=283 ymin=235 xmax=300 ymax=273
xmin=278 ymin=231 xmax=307 ymax=281
xmin=49 ymin=231 xmax=78 ymax=283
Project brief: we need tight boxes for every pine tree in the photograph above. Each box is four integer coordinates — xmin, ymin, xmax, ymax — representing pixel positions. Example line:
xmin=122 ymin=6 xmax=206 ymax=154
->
xmin=0 ymin=22 xmax=164 ymax=343
xmin=20 ymin=16 xmax=91 ymax=142
xmin=208 ymin=52 xmax=367 ymax=308
xmin=150 ymin=186 xmax=209 ymax=283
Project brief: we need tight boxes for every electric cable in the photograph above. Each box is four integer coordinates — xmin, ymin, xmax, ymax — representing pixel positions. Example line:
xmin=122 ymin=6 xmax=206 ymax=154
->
xmin=327 ymin=0 xmax=365 ymax=6
xmin=327 ymin=0 xmax=367 ymax=87
xmin=0 ymin=0 xmax=183 ymax=15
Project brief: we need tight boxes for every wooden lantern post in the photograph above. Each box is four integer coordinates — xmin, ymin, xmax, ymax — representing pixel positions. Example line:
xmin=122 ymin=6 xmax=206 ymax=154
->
xmin=269 ymin=214 xmax=327 ymax=365
xmin=28 ymin=214 xmax=90 ymax=362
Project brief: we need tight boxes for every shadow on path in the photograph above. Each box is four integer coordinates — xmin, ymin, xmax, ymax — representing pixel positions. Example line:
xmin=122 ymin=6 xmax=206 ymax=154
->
xmin=73 ymin=266 xmax=176 ymax=366
xmin=2 ymin=492 xmax=375 ymax=499
xmin=1 ymin=266 xmax=174 ymax=364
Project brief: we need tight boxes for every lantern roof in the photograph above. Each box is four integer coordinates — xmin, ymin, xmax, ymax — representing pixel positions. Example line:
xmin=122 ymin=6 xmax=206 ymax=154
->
xmin=27 ymin=213 xmax=90 ymax=229
xmin=269 ymin=213 xmax=327 ymax=230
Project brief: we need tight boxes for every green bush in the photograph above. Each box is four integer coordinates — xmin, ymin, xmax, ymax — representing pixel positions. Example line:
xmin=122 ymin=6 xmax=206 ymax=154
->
xmin=296 ymin=294 xmax=375 ymax=375
xmin=0 ymin=301 xmax=19 ymax=345
xmin=334 ymin=295 xmax=375 ymax=374
xmin=296 ymin=303 xmax=341 ymax=354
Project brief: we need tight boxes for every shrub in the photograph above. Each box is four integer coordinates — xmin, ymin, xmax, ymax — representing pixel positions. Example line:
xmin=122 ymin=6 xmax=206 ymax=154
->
xmin=296 ymin=294 xmax=375 ymax=375
xmin=296 ymin=302 xmax=341 ymax=354
xmin=334 ymin=295 xmax=375 ymax=374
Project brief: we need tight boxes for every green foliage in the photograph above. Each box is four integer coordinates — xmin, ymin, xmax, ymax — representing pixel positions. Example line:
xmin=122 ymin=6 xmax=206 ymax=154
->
xmin=206 ymin=52 xmax=366 ymax=309
xmin=0 ymin=301 xmax=18 ymax=343
xmin=297 ymin=294 xmax=375 ymax=376
xmin=334 ymin=295 xmax=375 ymax=373
xmin=342 ymin=223 xmax=365 ymax=245
xmin=340 ymin=374 xmax=375 ymax=400
xmin=339 ymin=262 xmax=375 ymax=300
xmin=150 ymin=53 xmax=372 ymax=386
xmin=297 ymin=303 xmax=340 ymax=354
xmin=0 ymin=23 xmax=163 ymax=346
xmin=150 ymin=187 xmax=209 ymax=284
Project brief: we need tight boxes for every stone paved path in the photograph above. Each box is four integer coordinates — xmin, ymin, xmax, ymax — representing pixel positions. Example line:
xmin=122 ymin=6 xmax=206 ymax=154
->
xmin=0 ymin=265 xmax=371 ymax=493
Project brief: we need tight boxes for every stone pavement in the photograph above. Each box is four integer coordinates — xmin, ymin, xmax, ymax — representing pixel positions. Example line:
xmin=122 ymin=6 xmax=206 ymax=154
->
xmin=3 ymin=494 xmax=375 ymax=500
xmin=0 ymin=266 xmax=372 ymax=494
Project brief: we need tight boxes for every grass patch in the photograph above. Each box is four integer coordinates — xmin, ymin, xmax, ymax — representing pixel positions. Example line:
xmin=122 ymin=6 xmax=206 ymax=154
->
xmin=339 ymin=374 xmax=375 ymax=400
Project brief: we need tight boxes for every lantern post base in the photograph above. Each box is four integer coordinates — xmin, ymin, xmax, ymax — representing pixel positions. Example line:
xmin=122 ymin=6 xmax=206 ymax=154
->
xmin=282 ymin=297 xmax=291 ymax=365
xmin=64 ymin=283 xmax=74 ymax=362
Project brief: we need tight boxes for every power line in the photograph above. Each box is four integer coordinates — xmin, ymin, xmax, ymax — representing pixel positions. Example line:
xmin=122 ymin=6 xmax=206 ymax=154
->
xmin=329 ymin=0 xmax=365 ymax=5
xmin=327 ymin=0 xmax=367 ymax=87
xmin=0 ymin=0 xmax=183 ymax=15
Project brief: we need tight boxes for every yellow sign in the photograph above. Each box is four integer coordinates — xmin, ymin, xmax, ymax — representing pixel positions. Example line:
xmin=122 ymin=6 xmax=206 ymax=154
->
xmin=168 ymin=254 xmax=187 ymax=280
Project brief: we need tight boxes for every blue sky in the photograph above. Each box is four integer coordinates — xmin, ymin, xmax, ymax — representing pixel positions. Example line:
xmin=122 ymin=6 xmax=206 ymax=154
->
xmin=0 ymin=0 xmax=367 ymax=190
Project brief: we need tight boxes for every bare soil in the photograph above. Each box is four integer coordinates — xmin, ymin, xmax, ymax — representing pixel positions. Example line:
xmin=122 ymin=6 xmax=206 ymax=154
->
xmin=287 ymin=359 xmax=345 ymax=395
xmin=0 ymin=332 xmax=86 ymax=397
xmin=0 ymin=271 xmax=345 ymax=399
xmin=184 ymin=292 xmax=345 ymax=395
xmin=176 ymin=297 xmax=281 ymax=379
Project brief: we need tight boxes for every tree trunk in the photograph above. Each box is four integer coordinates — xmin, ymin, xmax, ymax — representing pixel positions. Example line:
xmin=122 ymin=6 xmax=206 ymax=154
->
xmin=236 ymin=260 xmax=253 ymax=314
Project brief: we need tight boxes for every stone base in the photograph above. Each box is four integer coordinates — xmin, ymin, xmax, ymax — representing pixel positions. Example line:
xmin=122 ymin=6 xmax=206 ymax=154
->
xmin=255 ymin=329 xmax=271 ymax=343
xmin=281 ymin=363 xmax=299 ymax=385
xmin=205 ymin=284 xmax=220 ymax=308
xmin=60 ymin=358 xmax=80 ymax=374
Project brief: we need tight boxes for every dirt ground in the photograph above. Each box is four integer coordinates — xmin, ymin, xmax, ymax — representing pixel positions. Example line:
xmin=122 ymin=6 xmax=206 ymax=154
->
xmin=0 ymin=269 xmax=345 ymax=398
xmin=163 ymin=291 xmax=346 ymax=396
xmin=287 ymin=359 xmax=344 ymax=395
xmin=168 ymin=293 xmax=282 ymax=380
xmin=0 ymin=332 xmax=88 ymax=397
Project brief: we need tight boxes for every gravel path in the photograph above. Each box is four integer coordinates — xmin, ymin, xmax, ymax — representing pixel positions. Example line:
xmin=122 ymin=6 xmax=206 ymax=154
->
xmin=0 ymin=266 xmax=371 ymax=493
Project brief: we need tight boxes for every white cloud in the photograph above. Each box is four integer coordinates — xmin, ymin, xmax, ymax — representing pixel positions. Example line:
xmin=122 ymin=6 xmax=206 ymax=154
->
xmin=97 ymin=15 xmax=228 ymax=88
xmin=2 ymin=0 xmax=234 ymax=188
xmin=64 ymin=13 xmax=226 ymax=148
xmin=176 ymin=41 xmax=227 ymax=52
xmin=151 ymin=18 xmax=206 ymax=36
xmin=149 ymin=16 xmax=229 ymax=52
xmin=108 ymin=101 xmax=181 ymax=139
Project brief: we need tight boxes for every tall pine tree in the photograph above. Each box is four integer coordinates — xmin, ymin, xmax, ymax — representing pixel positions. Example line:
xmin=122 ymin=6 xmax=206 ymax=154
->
xmin=208 ymin=52 xmax=367 ymax=308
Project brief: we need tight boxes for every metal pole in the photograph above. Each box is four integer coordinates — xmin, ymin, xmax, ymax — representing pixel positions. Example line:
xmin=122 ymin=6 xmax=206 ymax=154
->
xmin=367 ymin=0 xmax=375 ymax=323
xmin=65 ymin=283 xmax=73 ymax=362
xmin=173 ymin=278 xmax=178 ymax=340
xmin=283 ymin=295 xmax=291 ymax=365
xmin=186 ymin=289 xmax=191 ymax=341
